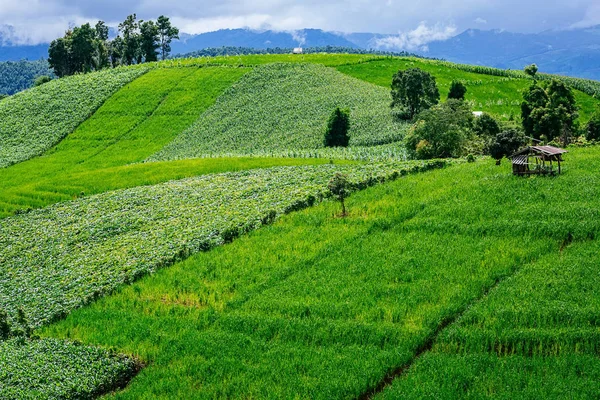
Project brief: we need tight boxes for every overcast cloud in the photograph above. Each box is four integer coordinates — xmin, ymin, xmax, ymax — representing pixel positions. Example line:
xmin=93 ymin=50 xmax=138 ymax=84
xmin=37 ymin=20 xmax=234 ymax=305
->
xmin=0 ymin=0 xmax=599 ymax=45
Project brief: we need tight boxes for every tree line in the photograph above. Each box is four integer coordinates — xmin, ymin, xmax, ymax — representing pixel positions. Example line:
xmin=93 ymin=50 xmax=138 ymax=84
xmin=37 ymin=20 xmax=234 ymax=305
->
xmin=48 ymin=15 xmax=179 ymax=77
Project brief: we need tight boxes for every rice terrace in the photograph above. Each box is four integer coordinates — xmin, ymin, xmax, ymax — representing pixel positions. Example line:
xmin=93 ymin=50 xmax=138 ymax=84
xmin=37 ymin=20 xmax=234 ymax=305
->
xmin=2 ymin=13 xmax=600 ymax=400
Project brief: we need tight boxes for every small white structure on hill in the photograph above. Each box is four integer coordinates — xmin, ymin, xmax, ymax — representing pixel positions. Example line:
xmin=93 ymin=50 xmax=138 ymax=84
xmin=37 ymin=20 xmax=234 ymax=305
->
xmin=293 ymin=47 xmax=303 ymax=54
xmin=473 ymin=111 xmax=484 ymax=118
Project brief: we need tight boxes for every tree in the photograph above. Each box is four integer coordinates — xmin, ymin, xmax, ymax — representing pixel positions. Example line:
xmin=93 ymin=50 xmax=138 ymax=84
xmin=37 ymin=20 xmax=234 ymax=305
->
xmin=34 ymin=76 xmax=52 ymax=87
xmin=71 ymin=23 xmax=96 ymax=73
xmin=521 ymin=80 xmax=578 ymax=142
xmin=48 ymin=36 xmax=71 ymax=77
xmin=404 ymin=99 xmax=473 ymax=159
xmin=109 ymin=36 xmax=125 ymax=67
xmin=524 ymin=64 xmax=538 ymax=79
xmin=473 ymin=113 xmax=500 ymax=138
xmin=119 ymin=14 xmax=140 ymax=65
xmin=94 ymin=21 xmax=110 ymax=70
xmin=489 ymin=129 xmax=526 ymax=165
xmin=324 ymin=107 xmax=350 ymax=147
xmin=391 ymin=68 xmax=440 ymax=120
xmin=328 ymin=173 xmax=350 ymax=216
xmin=157 ymin=15 xmax=180 ymax=60
xmin=140 ymin=20 xmax=160 ymax=62
xmin=448 ymin=80 xmax=467 ymax=100
xmin=586 ymin=110 xmax=600 ymax=141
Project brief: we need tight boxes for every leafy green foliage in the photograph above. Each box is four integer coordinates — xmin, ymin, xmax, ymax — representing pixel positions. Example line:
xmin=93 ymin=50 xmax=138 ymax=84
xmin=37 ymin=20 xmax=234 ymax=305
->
xmin=324 ymin=107 xmax=350 ymax=147
xmin=524 ymin=63 xmax=539 ymax=79
xmin=157 ymin=15 xmax=180 ymax=60
xmin=0 ymin=162 xmax=435 ymax=329
xmin=521 ymin=80 xmax=579 ymax=142
xmin=586 ymin=110 xmax=600 ymax=141
xmin=473 ymin=113 xmax=501 ymax=138
xmin=0 ymin=338 xmax=138 ymax=399
xmin=489 ymin=129 xmax=526 ymax=164
xmin=391 ymin=67 xmax=440 ymax=120
xmin=151 ymin=63 xmax=407 ymax=161
xmin=448 ymin=80 xmax=467 ymax=100
xmin=0 ymin=60 xmax=55 ymax=95
xmin=33 ymin=75 xmax=52 ymax=87
xmin=404 ymin=99 xmax=473 ymax=159
xmin=0 ymin=67 xmax=147 ymax=168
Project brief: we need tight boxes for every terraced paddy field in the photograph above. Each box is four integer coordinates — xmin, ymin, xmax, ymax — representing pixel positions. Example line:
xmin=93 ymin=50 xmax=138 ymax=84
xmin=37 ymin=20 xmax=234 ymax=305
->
xmin=1 ymin=53 xmax=600 ymax=398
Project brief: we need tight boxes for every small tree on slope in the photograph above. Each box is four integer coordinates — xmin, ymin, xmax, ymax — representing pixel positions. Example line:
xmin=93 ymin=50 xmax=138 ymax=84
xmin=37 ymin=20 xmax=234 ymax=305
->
xmin=324 ymin=107 xmax=350 ymax=147
xmin=328 ymin=173 xmax=350 ymax=217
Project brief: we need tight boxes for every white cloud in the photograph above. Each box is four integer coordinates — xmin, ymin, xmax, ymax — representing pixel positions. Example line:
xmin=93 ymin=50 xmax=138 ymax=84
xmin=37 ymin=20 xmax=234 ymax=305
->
xmin=571 ymin=4 xmax=600 ymax=28
xmin=374 ymin=22 xmax=457 ymax=51
xmin=474 ymin=17 xmax=487 ymax=24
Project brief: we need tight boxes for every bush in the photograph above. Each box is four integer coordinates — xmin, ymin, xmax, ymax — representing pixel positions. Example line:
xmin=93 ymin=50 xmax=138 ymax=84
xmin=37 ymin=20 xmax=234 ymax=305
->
xmin=586 ymin=111 xmax=600 ymax=141
xmin=489 ymin=129 xmax=526 ymax=165
xmin=448 ymin=80 xmax=467 ymax=100
xmin=328 ymin=173 xmax=350 ymax=216
xmin=391 ymin=68 xmax=440 ymax=120
xmin=33 ymin=76 xmax=52 ymax=87
xmin=473 ymin=113 xmax=500 ymax=139
xmin=324 ymin=107 xmax=350 ymax=147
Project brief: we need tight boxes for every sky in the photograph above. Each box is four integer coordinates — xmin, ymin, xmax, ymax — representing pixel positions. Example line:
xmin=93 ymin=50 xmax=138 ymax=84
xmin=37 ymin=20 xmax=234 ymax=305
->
xmin=0 ymin=0 xmax=599 ymax=46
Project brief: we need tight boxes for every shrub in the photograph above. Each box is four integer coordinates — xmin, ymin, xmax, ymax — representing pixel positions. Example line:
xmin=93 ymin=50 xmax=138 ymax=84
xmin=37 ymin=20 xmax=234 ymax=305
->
xmin=328 ymin=172 xmax=350 ymax=216
xmin=586 ymin=111 xmax=600 ymax=141
xmin=489 ymin=129 xmax=526 ymax=165
xmin=324 ymin=107 xmax=350 ymax=147
xmin=33 ymin=76 xmax=52 ymax=87
xmin=448 ymin=80 xmax=467 ymax=100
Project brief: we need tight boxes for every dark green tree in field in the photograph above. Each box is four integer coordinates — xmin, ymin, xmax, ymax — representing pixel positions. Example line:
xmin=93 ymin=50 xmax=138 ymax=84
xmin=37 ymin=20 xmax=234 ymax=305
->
xmin=489 ymin=129 xmax=526 ymax=165
xmin=34 ymin=76 xmax=52 ymax=87
xmin=71 ymin=23 xmax=97 ymax=73
xmin=448 ymin=80 xmax=467 ymax=100
xmin=404 ymin=99 xmax=473 ymax=159
xmin=586 ymin=110 xmax=600 ymax=141
xmin=110 ymin=36 xmax=125 ymax=67
xmin=324 ymin=107 xmax=350 ymax=147
xmin=328 ymin=173 xmax=350 ymax=216
xmin=391 ymin=68 xmax=440 ymax=120
xmin=521 ymin=79 xmax=578 ymax=142
xmin=140 ymin=20 xmax=160 ymax=62
xmin=473 ymin=113 xmax=500 ymax=138
xmin=157 ymin=15 xmax=180 ymax=60
xmin=524 ymin=64 xmax=538 ymax=79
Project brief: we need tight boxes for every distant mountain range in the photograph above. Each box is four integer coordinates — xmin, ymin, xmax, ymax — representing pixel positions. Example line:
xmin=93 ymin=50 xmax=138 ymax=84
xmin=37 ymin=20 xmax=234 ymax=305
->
xmin=2 ymin=25 xmax=599 ymax=80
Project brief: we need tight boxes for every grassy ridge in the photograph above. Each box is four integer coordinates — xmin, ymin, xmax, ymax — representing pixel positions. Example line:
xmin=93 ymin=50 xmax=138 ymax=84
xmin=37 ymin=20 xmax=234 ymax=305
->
xmin=150 ymin=63 xmax=407 ymax=161
xmin=0 ymin=66 xmax=253 ymax=218
xmin=337 ymin=58 xmax=600 ymax=122
xmin=0 ymin=67 xmax=147 ymax=168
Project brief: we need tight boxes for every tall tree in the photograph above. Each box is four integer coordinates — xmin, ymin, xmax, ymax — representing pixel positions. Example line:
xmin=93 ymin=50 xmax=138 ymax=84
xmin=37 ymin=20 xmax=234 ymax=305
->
xmin=109 ymin=36 xmax=125 ymax=67
xmin=119 ymin=14 xmax=140 ymax=65
xmin=71 ymin=23 xmax=96 ymax=73
xmin=391 ymin=68 xmax=440 ymax=120
xmin=48 ymin=36 xmax=71 ymax=77
xmin=324 ymin=107 xmax=350 ymax=147
xmin=157 ymin=15 xmax=180 ymax=60
xmin=448 ymin=80 xmax=467 ymax=100
xmin=94 ymin=21 xmax=110 ymax=70
xmin=140 ymin=20 xmax=160 ymax=62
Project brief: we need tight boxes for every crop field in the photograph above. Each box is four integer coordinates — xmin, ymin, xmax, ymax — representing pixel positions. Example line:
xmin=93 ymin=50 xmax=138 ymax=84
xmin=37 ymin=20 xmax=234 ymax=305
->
xmin=0 ymin=67 xmax=147 ymax=168
xmin=338 ymin=58 xmax=600 ymax=121
xmin=150 ymin=63 xmax=407 ymax=161
xmin=27 ymin=147 xmax=598 ymax=398
xmin=2 ymin=52 xmax=600 ymax=399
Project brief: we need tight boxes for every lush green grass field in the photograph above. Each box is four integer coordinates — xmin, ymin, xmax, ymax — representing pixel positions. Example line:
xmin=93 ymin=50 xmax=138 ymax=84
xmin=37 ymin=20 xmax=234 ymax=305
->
xmin=337 ymin=58 xmax=599 ymax=122
xmin=150 ymin=63 xmax=407 ymax=161
xmin=37 ymin=147 xmax=600 ymax=398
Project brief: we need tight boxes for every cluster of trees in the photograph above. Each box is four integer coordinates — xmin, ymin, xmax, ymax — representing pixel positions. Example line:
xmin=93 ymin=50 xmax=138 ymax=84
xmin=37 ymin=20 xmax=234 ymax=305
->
xmin=392 ymin=68 xmax=525 ymax=162
xmin=0 ymin=60 xmax=55 ymax=96
xmin=176 ymin=46 xmax=426 ymax=59
xmin=48 ymin=15 xmax=179 ymax=77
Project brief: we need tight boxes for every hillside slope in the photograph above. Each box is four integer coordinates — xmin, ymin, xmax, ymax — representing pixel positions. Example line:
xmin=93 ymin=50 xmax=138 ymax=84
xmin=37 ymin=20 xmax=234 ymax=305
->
xmin=150 ymin=63 xmax=406 ymax=161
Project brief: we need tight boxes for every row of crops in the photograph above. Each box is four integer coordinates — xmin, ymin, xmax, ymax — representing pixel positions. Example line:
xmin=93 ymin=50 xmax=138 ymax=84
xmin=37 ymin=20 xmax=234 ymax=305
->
xmin=150 ymin=63 xmax=408 ymax=162
xmin=0 ymin=67 xmax=148 ymax=168
xmin=0 ymin=162 xmax=443 ymax=330
xmin=0 ymin=338 xmax=139 ymax=400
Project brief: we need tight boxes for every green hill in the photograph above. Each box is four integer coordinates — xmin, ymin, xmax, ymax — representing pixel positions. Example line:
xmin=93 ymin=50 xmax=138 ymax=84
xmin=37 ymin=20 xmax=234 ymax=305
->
xmin=150 ymin=63 xmax=407 ymax=161
xmin=1 ymin=53 xmax=600 ymax=399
